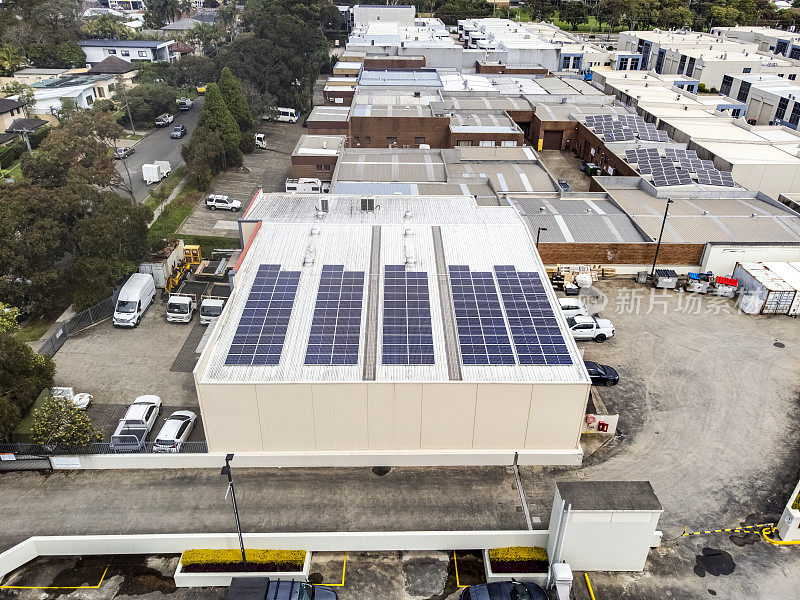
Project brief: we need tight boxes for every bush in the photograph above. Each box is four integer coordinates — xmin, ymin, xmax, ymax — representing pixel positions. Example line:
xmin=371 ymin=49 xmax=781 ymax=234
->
xmin=181 ymin=549 xmax=306 ymax=567
xmin=697 ymin=83 xmax=707 ymax=93
xmin=488 ymin=546 xmax=549 ymax=563
xmin=196 ymin=167 xmax=213 ymax=191
xmin=239 ymin=133 xmax=255 ymax=154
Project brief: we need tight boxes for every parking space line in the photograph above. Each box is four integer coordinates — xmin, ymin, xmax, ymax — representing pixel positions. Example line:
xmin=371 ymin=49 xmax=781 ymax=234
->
xmin=315 ymin=552 xmax=346 ymax=587
xmin=584 ymin=573 xmax=597 ymax=600
xmin=0 ymin=566 xmax=109 ymax=589
xmin=452 ymin=551 xmax=469 ymax=588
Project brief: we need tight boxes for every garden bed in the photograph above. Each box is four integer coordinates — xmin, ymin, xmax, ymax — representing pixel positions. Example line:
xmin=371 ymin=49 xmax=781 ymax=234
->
xmin=182 ymin=561 xmax=303 ymax=573
xmin=174 ymin=549 xmax=310 ymax=588
xmin=484 ymin=547 xmax=548 ymax=585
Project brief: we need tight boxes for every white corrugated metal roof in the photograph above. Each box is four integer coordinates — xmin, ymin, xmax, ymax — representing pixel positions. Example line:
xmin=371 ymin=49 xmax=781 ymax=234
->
xmin=199 ymin=195 xmax=588 ymax=385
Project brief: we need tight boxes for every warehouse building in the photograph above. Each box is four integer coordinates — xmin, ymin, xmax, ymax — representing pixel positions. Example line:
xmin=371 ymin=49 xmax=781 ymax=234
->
xmin=719 ymin=73 xmax=800 ymax=126
xmin=194 ymin=194 xmax=591 ymax=463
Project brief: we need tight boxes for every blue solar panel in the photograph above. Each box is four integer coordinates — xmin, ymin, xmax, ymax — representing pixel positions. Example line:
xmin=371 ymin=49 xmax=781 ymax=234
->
xmin=225 ymin=264 xmax=300 ymax=366
xmin=382 ymin=265 xmax=434 ymax=365
xmin=448 ymin=265 xmax=515 ymax=365
xmin=494 ymin=266 xmax=572 ymax=366
xmin=305 ymin=265 xmax=365 ymax=365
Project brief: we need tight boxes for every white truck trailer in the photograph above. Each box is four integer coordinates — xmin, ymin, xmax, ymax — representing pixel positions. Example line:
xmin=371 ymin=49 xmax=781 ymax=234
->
xmin=142 ymin=161 xmax=172 ymax=185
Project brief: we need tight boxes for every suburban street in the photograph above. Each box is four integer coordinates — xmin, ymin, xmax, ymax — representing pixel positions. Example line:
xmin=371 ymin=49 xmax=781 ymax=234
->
xmin=114 ymin=96 xmax=204 ymax=203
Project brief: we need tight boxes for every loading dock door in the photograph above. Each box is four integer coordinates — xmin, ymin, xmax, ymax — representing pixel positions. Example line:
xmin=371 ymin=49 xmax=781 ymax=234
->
xmin=542 ymin=130 xmax=563 ymax=150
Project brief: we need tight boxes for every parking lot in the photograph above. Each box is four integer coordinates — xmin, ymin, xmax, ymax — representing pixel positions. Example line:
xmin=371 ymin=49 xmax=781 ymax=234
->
xmin=177 ymin=120 xmax=305 ymax=238
xmin=52 ymin=296 xmax=205 ymax=444
xmin=0 ymin=551 xmax=486 ymax=600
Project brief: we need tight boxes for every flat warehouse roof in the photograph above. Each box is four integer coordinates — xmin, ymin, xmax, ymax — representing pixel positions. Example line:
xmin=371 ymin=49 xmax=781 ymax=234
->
xmin=199 ymin=195 xmax=589 ymax=385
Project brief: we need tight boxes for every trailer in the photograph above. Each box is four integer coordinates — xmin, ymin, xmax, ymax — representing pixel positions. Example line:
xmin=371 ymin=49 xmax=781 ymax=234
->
xmin=733 ymin=262 xmax=796 ymax=315
xmin=142 ymin=161 xmax=171 ymax=185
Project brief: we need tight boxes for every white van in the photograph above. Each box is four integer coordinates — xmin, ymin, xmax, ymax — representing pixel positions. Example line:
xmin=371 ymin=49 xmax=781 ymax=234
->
xmin=264 ymin=107 xmax=299 ymax=123
xmin=285 ymin=178 xmax=329 ymax=193
xmin=113 ymin=273 xmax=156 ymax=328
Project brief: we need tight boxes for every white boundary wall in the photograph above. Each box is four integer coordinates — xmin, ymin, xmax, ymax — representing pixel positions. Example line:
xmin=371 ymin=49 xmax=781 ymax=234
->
xmin=48 ymin=449 xmax=582 ymax=470
xmin=0 ymin=531 xmax=550 ymax=582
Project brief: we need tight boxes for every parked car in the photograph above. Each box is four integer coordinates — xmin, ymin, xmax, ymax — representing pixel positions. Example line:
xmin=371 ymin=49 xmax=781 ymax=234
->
xmin=558 ymin=297 xmax=589 ymax=318
xmin=113 ymin=272 xmax=156 ymax=327
xmin=459 ymin=581 xmax=546 ymax=600
xmin=567 ymin=315 xmax=615 ymax=342
xmin=114 ymin=147 xmax=135 ymax=159
xmin=153 ymin=410 xmax=197 ymax=452
xmin=196 ymin=84 xmax=206 ymax=95
xmin=205 ymin=194 xmax=242 ymax=211
xmin=155 ymin=113 xmax=174 ymax=127
xmin=109 ymin=395 xmax=162 ymax=452
xmin=170 ymin=124 xmax=187 ymax=139
xmin=227 ymin=578 xmax=337 ymax=600
xmin=584 ymin=360 xmax=619 ymax=386
xmin=178 ymin=97 xmax=193 ymax=111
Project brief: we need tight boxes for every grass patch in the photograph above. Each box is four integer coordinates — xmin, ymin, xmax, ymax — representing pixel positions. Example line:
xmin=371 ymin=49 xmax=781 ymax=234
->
xmin=121 ymin=132 xmax=144 ymax=141
xmin=179 ymin=234 xmax=240 ymax=257
xmin=144 ymin=166 xmax=188 ymax=211
xmin=13 ymin=315 xmax=55 ymax=344
xmin=1 ymin=160 xmax=22 ymax=180
xmin=12 ymin=388 xmax=50 ymax=443
xmin=147 ymin=179 xmax=202 ymax=243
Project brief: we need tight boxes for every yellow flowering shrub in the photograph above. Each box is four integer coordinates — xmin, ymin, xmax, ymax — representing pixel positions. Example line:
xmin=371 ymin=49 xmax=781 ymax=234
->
xmin=488 ymin=546 xmax=548 ymax=563
xmin=793 ymin=491 xmax=800 ymax=511
xmin=181 ymin=549 xmax=306 ymax=567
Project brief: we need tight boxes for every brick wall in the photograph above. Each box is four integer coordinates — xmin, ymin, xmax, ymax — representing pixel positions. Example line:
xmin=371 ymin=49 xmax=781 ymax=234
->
xmin=531 ymin=115 xmax=580 ymax=150
xmin=364 ymin=57 xmax=425 ymax=69
xmin=449 ymin=131 xmax=525 ymax=147
xmin=307 ymin=121 xmax=349 ymax=136
xmin=538 ymin=243 xmax=705 ymax=266
xmin=476 ymin=63 xmax=548 ymax=75
xmin=349 ymin=116 xmax=450 ymax=148
xmin=571 ymin=124 xmax=638 ymax=177
xmin=291 ymin=155 xmax=338 ymax=181
xmin=323 ymin=89 xmax=355 ymax=106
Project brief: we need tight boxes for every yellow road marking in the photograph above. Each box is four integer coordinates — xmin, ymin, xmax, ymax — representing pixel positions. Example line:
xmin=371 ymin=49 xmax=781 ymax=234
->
xmin=314 ymin=552 xmax=347 ymax=587
xmin=453 ymin=551 xmax=469 ymax=588
xmin=584 ymin=573 xmax=597 ymax=600
xmin=0 ymin=566 xmax=109 ymax=589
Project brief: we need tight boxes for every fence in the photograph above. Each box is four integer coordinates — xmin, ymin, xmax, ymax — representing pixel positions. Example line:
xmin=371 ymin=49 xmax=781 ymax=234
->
xmin=37 ymin=291 xmax=119 ymax=357
xmin=0 ymin=441 xmax=208 ymax=458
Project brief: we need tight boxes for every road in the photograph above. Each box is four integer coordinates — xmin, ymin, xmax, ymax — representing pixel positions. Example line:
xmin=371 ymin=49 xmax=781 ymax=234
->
xmin=0 ymin=466 xmax=525 ymax=551
xmin=115 ymin=96 xmax=204 ymax=203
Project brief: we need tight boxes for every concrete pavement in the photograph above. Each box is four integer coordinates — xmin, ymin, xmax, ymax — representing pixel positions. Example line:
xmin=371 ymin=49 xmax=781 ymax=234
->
xmin=115 ymin=97 xmax=204 ymax=203
xmin=0 ymin=466 xmax=526 ymax=551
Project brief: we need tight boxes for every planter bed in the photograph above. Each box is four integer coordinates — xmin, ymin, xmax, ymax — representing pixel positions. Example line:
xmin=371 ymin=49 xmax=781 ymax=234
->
xmin=174 ymin=550 xmax=311 ymax=587
xmin=483 ymin=550 xmax=547 ymax=586
xmin=182 ymin=561 xmax=302 ymax=573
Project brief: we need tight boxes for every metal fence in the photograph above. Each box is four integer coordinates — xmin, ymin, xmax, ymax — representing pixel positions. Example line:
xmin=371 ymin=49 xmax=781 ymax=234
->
xmin=38 ymin=291 xmax=119 ymax=357
xmin=0 ymin=441 xmax=208 ymax=457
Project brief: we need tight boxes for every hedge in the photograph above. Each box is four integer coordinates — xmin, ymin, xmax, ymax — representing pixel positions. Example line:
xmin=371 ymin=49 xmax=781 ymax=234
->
xmin=488 ymin=546 xmax=548 ymax=563
xmin=181 ymin=549 xmax=305 ymax=567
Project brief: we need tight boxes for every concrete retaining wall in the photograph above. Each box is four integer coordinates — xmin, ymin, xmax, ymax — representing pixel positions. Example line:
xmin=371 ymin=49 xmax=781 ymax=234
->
xmin=0 ymin=531 xmax=550 ymax=582
xmin=48 ymin=449 xmax=583 ymax=470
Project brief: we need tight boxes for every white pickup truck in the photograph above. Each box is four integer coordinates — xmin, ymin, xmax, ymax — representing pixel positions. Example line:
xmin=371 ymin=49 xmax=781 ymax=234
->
xmin=566 ymin=315 xmax=615 ymax=342
xmin=205 ymin=194 xmax=241 ymax=212
xmin=200 ymin=296 xmax=226 ymax=325
xmin=109 ymin=395 xmax=162 ymax=452
xmin=166 ymin=293 xmax=196 ymax=323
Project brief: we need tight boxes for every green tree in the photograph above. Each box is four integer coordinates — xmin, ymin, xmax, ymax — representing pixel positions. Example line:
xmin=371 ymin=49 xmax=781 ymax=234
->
xmin=144 ymin=0 xmax=181 ymax=28
xmin=560 ymin=1 xmax=589 ymax=30
xmin=187 ymin=22 xmax=221 ymax=55
xmin=0 ymin=302 xmax=20 ymax=334
xmin=197 ymin=82 xmax=242 ymax=166
xmin=1 ymin=80 xmax=35 ymax=112
xmin=181 ymin=125 xmax=226 ymax=189
xmin=84 ymin=14 xmax=133 ymax=39
xmin=0 ymin=335 xmax=55 ymax=441
xmin=165 ymin=55 xmax=218 ymax=89
xmin=135 ymin=61 xmax=170 ymax=84
xmin=0 ymin=43 xmax=24 ymax=76
xmin=597 ymin=0 xmax=626 ymax=32
xmin=32 ymin=393 xmax=102 ymax=448
xmin=218 ymin=66 xmax=254 ymax=133
xmin=118 ymin=82 xmax=177 ymax=127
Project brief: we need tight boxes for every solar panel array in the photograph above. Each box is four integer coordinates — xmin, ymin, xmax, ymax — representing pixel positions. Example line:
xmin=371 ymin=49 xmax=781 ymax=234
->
xmin=495 ymin=266 xmax=572 ymax=366
xmin=225 ymin=265 xmax=300 ymax=365
xmin=665 ymin=149 xmax=737 ymax=187
xmin=585 ymin=113 xmax=668 ymax=142
xmin=305 ymin=265 xmax=365 ymax=365
xmin=382 ymin=266 xmax=434 ymax=365
xmin=449 ymin=265 xmax=516 ymax=365
xmin=696 ymin=169 xmax=736 ymax=187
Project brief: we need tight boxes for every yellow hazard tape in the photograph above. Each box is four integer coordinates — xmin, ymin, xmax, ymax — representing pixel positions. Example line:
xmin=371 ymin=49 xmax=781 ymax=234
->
xmin=762 ymin=525 xmax=800 ymax=546
xmin=584 ymin=573 xmax=597 ymax=600
xmin=682 ymin=523 xmax=773 ymax=537
xmin=0 ymin=566 xmax=109 ymax=589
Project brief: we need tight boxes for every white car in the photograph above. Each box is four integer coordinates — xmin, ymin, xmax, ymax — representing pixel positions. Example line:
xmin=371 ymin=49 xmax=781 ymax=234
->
xmin=72 ymin=393 xmax=93 ymax=410
xmin=153 ymin=410 xmax=197 ymax=452
xmin=558 ymin=297 xmax=589 ymax=318
xmin=109 ymin=395 xmax=163 ymax=452
xmin=566 ymin=315 xmax=615 ymax=342
xmin=205 ymin=194 xmax=242 ymax=212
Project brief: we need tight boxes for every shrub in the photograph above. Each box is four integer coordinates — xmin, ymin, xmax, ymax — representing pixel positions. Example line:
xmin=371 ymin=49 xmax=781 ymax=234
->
xmin=488 ymin=546 xmax=549 ymax=563
xmin=181 ymin=549 xmax=306 ymax=567
xmin=697 ymin=83 xmax=706 ymax=93
xmin=196 ymin=166 xmax=213 ymax=191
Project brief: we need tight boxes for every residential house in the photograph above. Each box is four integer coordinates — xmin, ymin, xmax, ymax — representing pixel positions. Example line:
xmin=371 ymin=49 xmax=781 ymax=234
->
xmin=78 ymin=39 xmax=175 ymax=65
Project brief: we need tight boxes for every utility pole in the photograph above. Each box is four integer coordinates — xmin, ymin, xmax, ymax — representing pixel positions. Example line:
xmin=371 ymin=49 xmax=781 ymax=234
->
xmin=536 ymin=226 xmax=548 ymax=248
xmin=650 ymin=198 xmax=674 ymax=278
xmin=221 ymin=454 xmax=247 ymax=565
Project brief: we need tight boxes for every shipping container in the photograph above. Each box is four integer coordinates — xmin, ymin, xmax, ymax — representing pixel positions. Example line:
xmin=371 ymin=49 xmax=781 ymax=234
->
xmin=763 ymin=262 xmax=800 ymax=317
xmin=733 ymin=262 xmax=796 ymax=315
xmin=139 ymin=239 xmax=185 ymax=289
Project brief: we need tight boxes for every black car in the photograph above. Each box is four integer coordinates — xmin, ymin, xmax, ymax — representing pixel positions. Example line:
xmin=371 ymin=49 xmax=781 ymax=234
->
xmin=227 ymin=577 xmax=337 ymax=600
xmin=584 ymin=360 xmax=619 ymax=386
xmin=460 ymin=581 xmax=546 ymax=600
xmin=170 ymin=125 xmax=187 ymax=139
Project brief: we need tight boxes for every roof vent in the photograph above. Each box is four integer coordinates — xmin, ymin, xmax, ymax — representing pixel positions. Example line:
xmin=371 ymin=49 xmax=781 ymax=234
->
xmin=405 ymin=255 xmax=416 ymax=267
xmin=404 ymin=228 xmax=414 ymax=237
xmin=322 ymin=141 xmax=327 ymax=149
xmin=404 ymin=209 xmax=413 ymax=220
xmin=310 ymin=226 xmax=320 ymax=236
